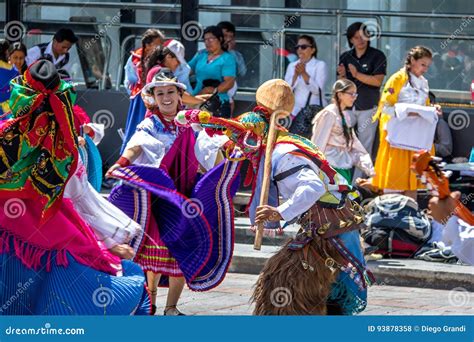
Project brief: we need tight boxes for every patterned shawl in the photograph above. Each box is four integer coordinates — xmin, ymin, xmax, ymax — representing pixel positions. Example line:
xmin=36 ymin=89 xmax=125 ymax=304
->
xmin=0 ymin=71 xmax=78 ymax=224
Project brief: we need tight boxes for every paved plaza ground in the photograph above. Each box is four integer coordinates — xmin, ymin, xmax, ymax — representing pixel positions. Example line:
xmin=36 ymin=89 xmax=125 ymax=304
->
xmin=153 ymin=273 xmax=474 ymax=316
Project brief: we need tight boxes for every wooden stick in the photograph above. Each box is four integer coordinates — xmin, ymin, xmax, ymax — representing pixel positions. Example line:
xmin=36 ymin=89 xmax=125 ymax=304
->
xmin=254 ymin=111 xmax=282 ymax=250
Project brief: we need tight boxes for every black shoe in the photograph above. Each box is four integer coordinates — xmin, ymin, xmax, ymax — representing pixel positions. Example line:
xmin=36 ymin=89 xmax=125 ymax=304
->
xmin=151 ymin=304 xmax=157 ymax=315
xmin=164 ymin=306 xmax=185 ymax=316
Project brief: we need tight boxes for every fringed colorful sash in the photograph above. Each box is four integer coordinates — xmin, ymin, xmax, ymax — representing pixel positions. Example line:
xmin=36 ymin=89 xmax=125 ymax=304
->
xmin=0 ymin=72 xmax=78 ymax=224
xmin=176 ymin=108 xmax=351 ymax=212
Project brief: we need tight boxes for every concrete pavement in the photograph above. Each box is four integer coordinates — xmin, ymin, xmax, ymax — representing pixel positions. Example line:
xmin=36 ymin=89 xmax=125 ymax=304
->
xmin=153 ymin=273 xmax=474 ymax=316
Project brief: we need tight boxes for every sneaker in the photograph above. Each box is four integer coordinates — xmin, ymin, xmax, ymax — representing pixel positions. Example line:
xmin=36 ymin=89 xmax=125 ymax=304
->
xmin=415 ymin=243 xmax=458 ymax=263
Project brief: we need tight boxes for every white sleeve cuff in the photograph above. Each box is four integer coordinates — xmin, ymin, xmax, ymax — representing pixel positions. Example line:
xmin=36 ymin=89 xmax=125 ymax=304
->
xmin=277 ymin=201 xmax=294 ymax=222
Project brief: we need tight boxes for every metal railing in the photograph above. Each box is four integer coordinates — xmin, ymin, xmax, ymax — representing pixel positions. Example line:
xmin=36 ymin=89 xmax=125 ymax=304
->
xmin=18 ymin=3 xmax=474 ymax=99
xmin=198 ymin=5 xmax=474 ymax=98
xmin=24 ymin=1 xmax=181 ymax=11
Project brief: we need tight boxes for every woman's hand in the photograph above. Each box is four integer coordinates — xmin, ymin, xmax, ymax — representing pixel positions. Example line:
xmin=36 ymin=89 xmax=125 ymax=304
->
xmin=196 ymin=94 xmax=212 ymax=101
xmin=337 ymin=63 xmax=346 ymax=78
xmin=348 ymin=63 xmax=358 ymax=78
xmin=255 ymin=205 xmax=283 ymax=224
xmin=82 ymin=124 xmax=92 ymax=135
xmin=434 ymin=104 xmax=443 ymax=116
xmin=78 ymin=136 xmax=86 ymax=147
xmin=355 ymin=178 xmax=381 ymax=194
xmin=105 ymin=164 xmax=121 ymax=178
xmin=295 ymin=62 xmax=305 ymax=75
xmin=182 ymin=93 xmax=211 ymax=106
xmin=199 ymin=87 xmax=216 ymax=95
xmin=109 ymin=244 xmax=135 ymax=260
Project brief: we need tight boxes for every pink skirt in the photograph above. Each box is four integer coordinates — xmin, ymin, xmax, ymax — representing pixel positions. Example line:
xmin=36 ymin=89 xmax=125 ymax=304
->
xmin=135 ymin=216 xmax=183 ymax=277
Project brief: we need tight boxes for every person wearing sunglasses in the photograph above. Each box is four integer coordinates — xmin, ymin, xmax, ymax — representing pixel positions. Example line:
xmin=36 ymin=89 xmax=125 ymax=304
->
xmin=284 ymin=35 xmax=328 ymax=136
xmin=311 ymin=79 xmax=374 ymax=183
xmin=338 ymin=22 xmax=387 ymax=181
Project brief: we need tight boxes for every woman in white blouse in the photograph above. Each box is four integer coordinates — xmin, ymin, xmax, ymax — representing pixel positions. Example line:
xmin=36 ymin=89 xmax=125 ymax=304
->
xmin=284 ymin=35 xmax=328 ymax=119
xmin=311 ymin=79 xmax=374 ymax=183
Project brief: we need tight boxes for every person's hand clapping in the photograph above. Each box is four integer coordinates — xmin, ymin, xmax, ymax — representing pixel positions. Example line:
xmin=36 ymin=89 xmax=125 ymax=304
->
xmin=337 ymin=64 xmax=346 ymax=77
xmin=348 ymin=63 xmax=358 ymax=78
xmin=295 ymin=62 xmax=306 ymax=75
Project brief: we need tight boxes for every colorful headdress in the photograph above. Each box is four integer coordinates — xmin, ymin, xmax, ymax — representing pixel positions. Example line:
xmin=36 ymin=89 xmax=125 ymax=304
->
xmin=0 ymin=60 xmax=78 ymax=224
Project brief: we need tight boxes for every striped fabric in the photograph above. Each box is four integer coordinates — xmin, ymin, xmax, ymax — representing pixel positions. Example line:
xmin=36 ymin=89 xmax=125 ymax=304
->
xmin=109 ymin=159 xmax=241 ymax=291
xmin=0 ymin=249 xmax=150 ymax=315
xmin=135 ymin=215 xmax=182 ymax=277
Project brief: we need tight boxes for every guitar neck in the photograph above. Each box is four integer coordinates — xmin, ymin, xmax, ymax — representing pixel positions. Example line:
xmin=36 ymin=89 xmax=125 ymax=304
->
xmin=452 ymin=199 xmax=474 ymax=225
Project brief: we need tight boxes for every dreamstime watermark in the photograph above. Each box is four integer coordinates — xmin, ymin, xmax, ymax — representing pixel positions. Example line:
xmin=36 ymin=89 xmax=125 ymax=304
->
xmin=0 ymin=278 xmax=34 ymax=313
xmin=448 ymin=287 xmax=471 ymax=307
xmin=277 ymin=115 xmax=292 ymax=129
xmin=92 ymin=287 xmax=115 ymax=308
xmin=108 ymin=187 xmax=123 ymax=203
xmin=181 ymin=21 xmax=203 ymax=41
xmin=3 ymin=198 xmax=26 ymax=219
xmin=84 ymin=11 xmax=123 ymax=50
xmin=440 ymin=16 xmax=474 ymax=50
xmin=270 ymin=287 xmax=293 ymax=308
xmin=447 ymin=109 xmax=470 ymax=131
xmin=360 ymin=20 xmax=382 ymax=42
xmin=263 ymin=13 xmax=300 ymax=49
xmin=262 ymin=0 xmax=316 ymax=49
xmin=92 ymin=109 xmax=115 ymax=129
xmin=4 ymin=21 xmax=26 ymax=42
xmin=440 ymin=192 xmax=474 ymax=225
xmin=181 ymin=198 xmax=204 ymax=219
xmin=4 ymin=323 xmax=85 ymax=336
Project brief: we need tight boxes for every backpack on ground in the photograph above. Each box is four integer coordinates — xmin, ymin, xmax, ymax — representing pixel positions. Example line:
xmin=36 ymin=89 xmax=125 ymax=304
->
xmin=362 ymin=194 xmax=432 ymax=258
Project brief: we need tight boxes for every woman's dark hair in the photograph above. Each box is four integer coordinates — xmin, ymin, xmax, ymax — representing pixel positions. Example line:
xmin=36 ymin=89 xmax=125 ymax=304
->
xmin=203 ymin=26 xmax=227 ymax=51
xmin=346 ymin=22 xmax=369 ymax=48
xmin=0 ymin=40 xmax=10 ymax=63
xmin=217 ymin=21 xmax=236 ymax=34
xmin=8 ymin=42 xmax=27 ymax=56
xmin=146 ymin=46 xmax=176 ymax=74
xmin=297 ymin=34 xmax=318 ymax=58
xmin=332 ymin=79 xmax=356 ymax=148
xmin=405 ymin=46 xmax=432 ymax=87
xmin=54 ymin=28 xmax=78 ymax=44
xmin=8 ymin=42 xmax=28 ymax=73
xmin=140 ymin=29 xmax=166 ymax=84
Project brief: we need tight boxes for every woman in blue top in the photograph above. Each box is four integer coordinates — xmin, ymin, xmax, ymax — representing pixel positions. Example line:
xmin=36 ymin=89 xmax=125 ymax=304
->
xmin=188 ymin=26 xmax=236 ymax=118
xmin=0 ymin=40 xmax=19 ymax=119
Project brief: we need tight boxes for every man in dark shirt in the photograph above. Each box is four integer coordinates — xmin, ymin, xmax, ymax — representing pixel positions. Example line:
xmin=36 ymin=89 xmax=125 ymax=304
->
xmin=338 ymin=22 xmax=387 ymax=180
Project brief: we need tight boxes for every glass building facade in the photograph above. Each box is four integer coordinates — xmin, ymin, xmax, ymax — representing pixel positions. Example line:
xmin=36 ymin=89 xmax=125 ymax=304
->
xmin=3 ymin=0 xmax=473 ymax=100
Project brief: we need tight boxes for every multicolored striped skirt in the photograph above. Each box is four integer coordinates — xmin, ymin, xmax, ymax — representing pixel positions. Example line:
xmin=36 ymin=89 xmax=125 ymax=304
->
xmin=134 ymin=215 xmax=182 ymax=277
